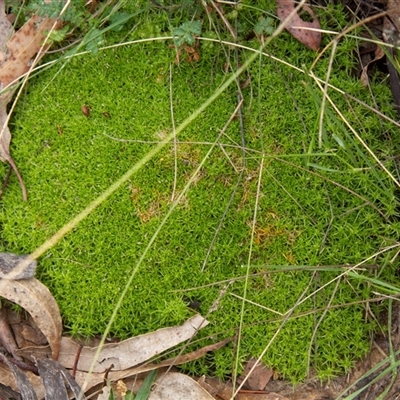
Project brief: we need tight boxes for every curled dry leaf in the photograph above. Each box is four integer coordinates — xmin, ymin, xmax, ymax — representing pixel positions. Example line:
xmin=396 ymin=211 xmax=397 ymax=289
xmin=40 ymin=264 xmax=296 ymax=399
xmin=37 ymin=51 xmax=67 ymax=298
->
xmin=0 ymin=278 xmax=62 ymax=359
xmin=360 ymin=46 xmax=385 ymax=87
xmin=276 ymin=0 xmax=321 ymax=51
xmin=58 ymin=314 xmax=209 ymax=373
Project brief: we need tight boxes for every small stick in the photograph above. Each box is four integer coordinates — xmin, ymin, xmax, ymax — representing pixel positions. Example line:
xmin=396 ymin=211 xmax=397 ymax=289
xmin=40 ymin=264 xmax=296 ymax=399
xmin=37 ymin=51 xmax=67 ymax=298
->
xmin=71 ymin=344 xmax=83 ymax=378
xmin=7 ymin=156 xmax=27 ymax=201
xmin=0 ymin=165 xmax=12 ymax=200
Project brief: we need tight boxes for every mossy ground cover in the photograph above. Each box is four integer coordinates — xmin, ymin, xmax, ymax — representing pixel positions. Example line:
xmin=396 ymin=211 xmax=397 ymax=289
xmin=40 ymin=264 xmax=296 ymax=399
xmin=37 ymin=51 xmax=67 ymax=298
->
xmin=1 ymin=1 xmax=400 ymax=382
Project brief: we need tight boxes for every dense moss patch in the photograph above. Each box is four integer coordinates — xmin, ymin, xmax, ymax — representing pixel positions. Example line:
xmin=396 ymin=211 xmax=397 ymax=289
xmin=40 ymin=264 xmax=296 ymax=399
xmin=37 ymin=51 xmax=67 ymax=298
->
xmin=1 ymin=2 xmax=400 ymax=382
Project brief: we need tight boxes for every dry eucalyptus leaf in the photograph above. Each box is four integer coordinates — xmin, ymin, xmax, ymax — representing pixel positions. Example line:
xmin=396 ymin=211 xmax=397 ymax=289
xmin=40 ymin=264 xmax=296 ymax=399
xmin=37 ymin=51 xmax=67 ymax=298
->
xmin=37 ymin=359 xmax=87 ymax=400
xmin=0 ymin=354 xmax=38 ymax=400
xmin=0 ymin=252 xmax=37 ymax=279
xmin=0 ymin=1 xmax=13 ymax=56
xmin=0 ymin=307 xmax=20 ymax=359
xmin=148 ymin=372 xmax=215 ymax=400
xmin=0 ymin=13 xmax=61 ymax=89
xmin=0 ymin=277 xmax=62 ymax=359
xmin=96 ymin=386 xmax=112 ymax=400
xmin=18 ymin=335 xmax=231 ymax=395
xmin=0 ymin=363 xmax=46 ymax=400
xmin=276 ymin=0 xmax=321 ymax=51
xmin=237 ymin=357 xmax=273 ymax=391
xmin=53 ymin=314 xmax=209 ymax=373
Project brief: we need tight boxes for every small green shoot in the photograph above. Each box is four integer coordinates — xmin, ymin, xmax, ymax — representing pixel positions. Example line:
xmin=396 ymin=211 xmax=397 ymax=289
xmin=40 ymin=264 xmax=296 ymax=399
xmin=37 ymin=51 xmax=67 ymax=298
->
xmin=26 ymin=0 xmax=85 ymax=25
xmin=84 ymin=28 xmax=104 ymax=54
xmin=254 ymin=17 xmax=275 ymax=36
xmin=172 ymin=20 xmax=202 ymax=46
xmin=135 ymin=370 xmax=158 ymax=400
xmin=45 ymin=26 xmax=70 ymax=45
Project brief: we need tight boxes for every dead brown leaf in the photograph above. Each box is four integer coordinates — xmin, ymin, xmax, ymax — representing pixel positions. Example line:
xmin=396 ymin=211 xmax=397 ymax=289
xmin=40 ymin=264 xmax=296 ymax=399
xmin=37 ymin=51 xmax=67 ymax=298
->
xmin=200 ymin=376 xmax=290 ymax=400
xmin=0 ymin=363 xmax=45 ymax=399
xmin=35 ymin=314 xmax=206 ymax=374
xmin=237 ymin=357 xmax=274 ymax=391
xmin=0 ymin=14 xmax=60 ymax=88
xmin=149 ymin=372 xmax=215 ymax=400
xmin=360 ymin=46 xmax=385 ymax=87
xmin=37 ymin=358 xmax=87 ymax=400
xmin=81 ymin=105 xmax=91 ymax=117
xmin=0 ymin=353 xmax=39 ymax=399
xmin=120 ymin=372 xmax=215 ymax=400
xmin=17 ymin=331 xmax=230 ymax=396
xmin=276 ymin=0 xmax=321 ymax=51
xmin=238 ymin=394 xmax=288 ymax=400
xmin=0 ymin=307 xmax=21 ymax=360
xmin=0 ymin=277 xmax=62 ymax=359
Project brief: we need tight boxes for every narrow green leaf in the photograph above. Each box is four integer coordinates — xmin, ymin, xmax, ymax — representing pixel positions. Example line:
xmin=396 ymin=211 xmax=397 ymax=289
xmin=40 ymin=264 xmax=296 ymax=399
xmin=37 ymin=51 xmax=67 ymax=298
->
xmin=135 ymin=370 xmax=158 ymax=400
xmin=108 ymin=12 xmax=134 ymax=32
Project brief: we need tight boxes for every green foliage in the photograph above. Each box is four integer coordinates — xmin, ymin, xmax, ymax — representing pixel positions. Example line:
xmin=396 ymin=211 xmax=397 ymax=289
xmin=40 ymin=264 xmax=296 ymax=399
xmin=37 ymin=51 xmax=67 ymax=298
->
xmin=172 ymin=20 xmax=202 ymax=46
xmin=135 ymin=370 xmax=158 ymax=400
xmin=45 ymin=26 xmax=70 ymax=44
xmin=107 ymin=12 xmax=133 ymax=32
xmin=84 ymin=28 xmax=104 ymax=54
xmin=254 ymin=17 xmax=275 ymax=36
xmin=25 ymin=0 xmax=86 ymax=25
xmin=106 ymin=370 xmax=156 ymax=399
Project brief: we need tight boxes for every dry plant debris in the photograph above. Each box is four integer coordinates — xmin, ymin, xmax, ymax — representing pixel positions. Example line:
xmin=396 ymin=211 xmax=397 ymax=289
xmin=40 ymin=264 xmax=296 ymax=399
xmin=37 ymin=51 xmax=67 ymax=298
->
xmin=0 ymin=267 xmax=212 ymax=398
xmin=276 ymin=0 xmax=321 ymax=51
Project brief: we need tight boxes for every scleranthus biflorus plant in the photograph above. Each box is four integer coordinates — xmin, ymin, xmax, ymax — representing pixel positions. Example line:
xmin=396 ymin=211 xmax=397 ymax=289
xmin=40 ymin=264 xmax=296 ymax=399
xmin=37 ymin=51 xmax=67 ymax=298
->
xmin=1 ymin=0 xmax=400 ymax=391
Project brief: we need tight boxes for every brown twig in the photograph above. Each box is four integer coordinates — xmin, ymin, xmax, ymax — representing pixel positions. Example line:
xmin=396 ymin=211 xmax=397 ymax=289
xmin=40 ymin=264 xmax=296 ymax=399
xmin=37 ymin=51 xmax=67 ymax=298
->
xmin=7 ymin=156 xmax=27 ymax=201
xmin=72 ymin=344 xmax=83 ymax=378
